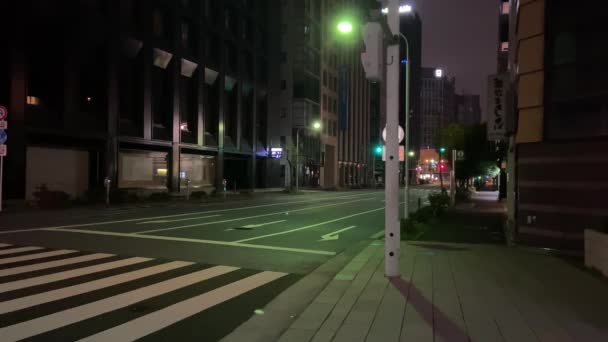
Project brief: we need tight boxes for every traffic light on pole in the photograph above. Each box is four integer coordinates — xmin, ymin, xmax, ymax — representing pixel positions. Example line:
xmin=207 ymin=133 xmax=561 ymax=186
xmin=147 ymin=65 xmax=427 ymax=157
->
xmin=439 ymin=163 xmax=446 ymax=171
xmin=374 ymin=145 xmax=383 ymax=155
xmin=439 ymin=147 xmax=447 ymax=154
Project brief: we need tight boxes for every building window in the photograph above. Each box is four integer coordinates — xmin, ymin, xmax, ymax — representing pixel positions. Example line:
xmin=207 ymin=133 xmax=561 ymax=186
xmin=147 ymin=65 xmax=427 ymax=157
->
xmin=281 ymin=80 xmax=287 ymax=90
xmin=323 ymin=71 xmax=327 ymax=86
xmin=281 ymin=107 xmax=287 ymax=118
xmin=281 ymin=52 xmax=287 ymax=63
xmin=323 ymin=94 xmax=328 ymax=110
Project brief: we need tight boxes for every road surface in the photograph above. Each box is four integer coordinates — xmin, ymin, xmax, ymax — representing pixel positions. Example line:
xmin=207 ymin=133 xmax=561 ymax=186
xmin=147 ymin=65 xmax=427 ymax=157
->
xmin=0 ymin=187 xmax=436 ymax=341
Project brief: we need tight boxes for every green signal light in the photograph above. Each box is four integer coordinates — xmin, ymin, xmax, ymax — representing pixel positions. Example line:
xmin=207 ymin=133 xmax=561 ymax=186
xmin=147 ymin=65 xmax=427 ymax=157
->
xmin=374 ymin=146 xmax=383 ymax=155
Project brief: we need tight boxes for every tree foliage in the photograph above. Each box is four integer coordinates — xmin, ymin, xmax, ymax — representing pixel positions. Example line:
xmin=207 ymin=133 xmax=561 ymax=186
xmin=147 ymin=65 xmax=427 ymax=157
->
xmin=436 ymin=123 xmax=503 ymax=186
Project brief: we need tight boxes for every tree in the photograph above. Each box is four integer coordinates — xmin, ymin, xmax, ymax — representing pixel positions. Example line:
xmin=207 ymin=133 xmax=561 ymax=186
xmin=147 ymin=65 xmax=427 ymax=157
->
xmin=436 ymin=123 xmax=501 ymax=188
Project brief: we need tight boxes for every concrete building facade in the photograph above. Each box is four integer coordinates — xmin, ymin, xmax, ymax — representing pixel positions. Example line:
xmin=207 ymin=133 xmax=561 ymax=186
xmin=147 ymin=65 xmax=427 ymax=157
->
xmin=420 ymin=67 xmax=456 ymax=150
xmin=507 ymin=0 xmax=608 ymax=250
xmin=1 ymin=0 xmax=276 ymax=201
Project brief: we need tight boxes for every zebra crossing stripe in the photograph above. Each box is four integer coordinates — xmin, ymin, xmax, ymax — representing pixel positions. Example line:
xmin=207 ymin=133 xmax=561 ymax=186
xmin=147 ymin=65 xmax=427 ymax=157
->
xmin=0 ymin=253 xmax=114 ymax=277
xmin=0 ymin=249 xmax=78 ymax=266
xmin=0 ymin=257 xmax=150 ymax=294
xmin=0 ymin=246 xmax=44 ymax=256
xmin=0 ymin=265 xmax=239 ymax=341
xmin=78 ymin=271 xmax=287 ymax=342
xmin=0 ymin=243 xmax=11 ymax=248
xmin=0 ymin=260 xmax=193 ymax=315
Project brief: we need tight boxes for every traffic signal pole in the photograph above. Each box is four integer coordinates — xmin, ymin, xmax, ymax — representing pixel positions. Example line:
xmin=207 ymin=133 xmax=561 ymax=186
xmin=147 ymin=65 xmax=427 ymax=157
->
xmin=384 ymin=0 xmax=401 ymax=277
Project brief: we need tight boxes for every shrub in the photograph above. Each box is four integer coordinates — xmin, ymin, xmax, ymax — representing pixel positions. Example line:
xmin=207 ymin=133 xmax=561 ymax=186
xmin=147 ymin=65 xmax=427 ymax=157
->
xmin=428 ymin=192 xmax=450 ymax=216
xmin=33 ymin=184 xmax=70 ymax=209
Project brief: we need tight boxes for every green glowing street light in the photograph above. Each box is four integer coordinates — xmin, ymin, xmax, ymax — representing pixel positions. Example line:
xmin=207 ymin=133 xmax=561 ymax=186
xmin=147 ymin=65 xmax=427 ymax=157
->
xmin=337 ymin=21 xmax=353 ymax=34
xmin=375 ymin=146 xmax=383 ymax=155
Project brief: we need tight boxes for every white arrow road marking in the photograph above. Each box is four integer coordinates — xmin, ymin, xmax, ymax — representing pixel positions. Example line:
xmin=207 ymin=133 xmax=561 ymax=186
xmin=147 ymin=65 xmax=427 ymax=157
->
xmin=137 ymin=214 xmax=221 ymax=225
xmin=319 ymin=226 xmax=356 ymax=242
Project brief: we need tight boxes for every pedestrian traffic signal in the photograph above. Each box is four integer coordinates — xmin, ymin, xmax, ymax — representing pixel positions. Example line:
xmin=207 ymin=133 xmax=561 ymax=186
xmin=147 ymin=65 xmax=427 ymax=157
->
xmin=374 ymin=146 xmax=383 ymax=155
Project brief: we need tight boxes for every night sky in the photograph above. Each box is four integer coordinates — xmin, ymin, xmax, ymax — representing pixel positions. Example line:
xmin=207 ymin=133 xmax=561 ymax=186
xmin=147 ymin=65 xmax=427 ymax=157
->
xmin=413 ymin=0 xmax=499 ymax=121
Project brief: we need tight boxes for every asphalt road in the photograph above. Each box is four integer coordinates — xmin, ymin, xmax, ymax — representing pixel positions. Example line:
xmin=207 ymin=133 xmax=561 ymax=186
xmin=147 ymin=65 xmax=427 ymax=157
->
xmin=0 ymin=187 xmax=436 ymax=341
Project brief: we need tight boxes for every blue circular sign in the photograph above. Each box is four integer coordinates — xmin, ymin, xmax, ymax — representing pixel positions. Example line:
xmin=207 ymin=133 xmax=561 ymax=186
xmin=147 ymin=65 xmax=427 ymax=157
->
xmin=0 ymin=130 xmax=7 ymax=144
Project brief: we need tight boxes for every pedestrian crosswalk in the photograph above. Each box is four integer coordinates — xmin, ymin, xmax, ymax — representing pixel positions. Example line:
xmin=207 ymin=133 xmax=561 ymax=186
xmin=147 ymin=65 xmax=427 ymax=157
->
xmin=0 ymin=243 xmax=289 ymax=341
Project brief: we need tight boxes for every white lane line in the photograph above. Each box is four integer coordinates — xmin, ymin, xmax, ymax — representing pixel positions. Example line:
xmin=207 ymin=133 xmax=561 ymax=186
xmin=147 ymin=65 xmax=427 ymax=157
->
xmin=240 ymin=220 xmax=287 ymax=229
xmin=0 ymin=246 xmax=44 ymax=256
xmin=0 ymin=266 xmax=239 ymax=342
xmin=0 ymin=257 xmax=151 ymax=294
xmin=0 ymin=253 xmax=114 ymax=277
xmin=0 ymin=261 xmax=193 ymax=315
xmin=0 ymin=250 xmax=78 ymax=265
xmin=234 ymin=207 xmax=385 ymax=243
xmin=0 ymin=243 xmax=11 ymax=248
xmin=370 ymin=230 xmax=385 ymax=239
xmin=0 ymin=192 xmax=382 ymax=235
xmin=42 ymin=228 xmax=336 ymax=256
xmin=133 ymin=198 xmax=373 ymax=235
xmin=78 ymin=271 xmax=286 ymax=342
xmin=136 ymin=214 xmax=221 ymax=225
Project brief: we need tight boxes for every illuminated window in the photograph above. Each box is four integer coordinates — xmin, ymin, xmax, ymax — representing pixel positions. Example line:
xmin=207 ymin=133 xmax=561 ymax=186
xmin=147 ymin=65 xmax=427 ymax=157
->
xmin=501 ymin=2 xmax=510 ymax=15
xmin=501 ymin=42 xmax=509 ymax=52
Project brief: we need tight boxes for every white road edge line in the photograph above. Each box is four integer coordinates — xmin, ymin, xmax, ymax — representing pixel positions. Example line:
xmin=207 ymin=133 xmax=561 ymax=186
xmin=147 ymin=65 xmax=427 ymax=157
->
xmin=0 ymin=192 xmax=383 ymax=235
xmin=77 ymin=271 xmax=287 ymax=342
xmin=0 ymin=266 xmax=239 ymax=342
xmin=234 ymin=207 xmax=385 ymax=243
xmin=136 ymin=214 xmax=221 ymax=225
xmin=132 ymin=198 xmax=374 ymax=235
xmin=41 ymin=228 xmax=337 ymax=256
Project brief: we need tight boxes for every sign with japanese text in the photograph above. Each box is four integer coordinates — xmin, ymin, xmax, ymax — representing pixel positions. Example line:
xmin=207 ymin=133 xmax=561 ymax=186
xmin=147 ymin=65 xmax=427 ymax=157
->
xmin=487 ymin=74 xmax=509 ymax=141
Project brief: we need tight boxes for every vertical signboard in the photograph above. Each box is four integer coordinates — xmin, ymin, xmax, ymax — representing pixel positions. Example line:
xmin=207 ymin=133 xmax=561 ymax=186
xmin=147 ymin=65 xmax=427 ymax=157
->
xmin=338 ymin=65 xmax=349 ymax=131
xmin=487 ymin=73 xmax=509 ymax=141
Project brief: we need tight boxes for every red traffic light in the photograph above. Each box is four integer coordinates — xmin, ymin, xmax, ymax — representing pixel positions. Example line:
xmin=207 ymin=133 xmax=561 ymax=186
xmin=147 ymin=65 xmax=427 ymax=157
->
xmin=439 ymin=163 xmax=446 ymax=171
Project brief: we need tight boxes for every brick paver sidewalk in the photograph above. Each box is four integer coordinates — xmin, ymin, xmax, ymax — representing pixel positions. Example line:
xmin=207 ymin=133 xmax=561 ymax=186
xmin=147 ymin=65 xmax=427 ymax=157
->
xmin=279 ymin=240 xmax=608 ymax=341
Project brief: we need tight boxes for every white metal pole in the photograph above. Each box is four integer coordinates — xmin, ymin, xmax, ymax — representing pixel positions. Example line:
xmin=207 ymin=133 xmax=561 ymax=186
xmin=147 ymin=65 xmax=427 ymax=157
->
xmin=295 ymin=129 xmax=299 ymax=193
xmin=385 ymin=0 xmax=401 ymax=278
xmin=401 ymin=34 xmax=410 ymax=220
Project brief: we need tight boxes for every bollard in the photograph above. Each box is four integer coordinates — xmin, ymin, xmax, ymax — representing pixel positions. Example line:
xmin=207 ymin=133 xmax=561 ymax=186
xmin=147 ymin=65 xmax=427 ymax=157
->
xmin=186 ymin=178 xmax=191 ymax=201
xmin=104 ymin=176 xmax=111 ymax=207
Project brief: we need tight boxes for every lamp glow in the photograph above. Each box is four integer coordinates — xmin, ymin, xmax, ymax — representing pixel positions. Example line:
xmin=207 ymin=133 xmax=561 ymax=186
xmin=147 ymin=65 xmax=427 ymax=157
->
xmin=337 ymin=22 xmax=353 ymax=34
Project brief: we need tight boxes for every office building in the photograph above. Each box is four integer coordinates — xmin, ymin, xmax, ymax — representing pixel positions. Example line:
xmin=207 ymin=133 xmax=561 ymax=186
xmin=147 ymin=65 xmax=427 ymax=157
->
xmin=2 ymin=0 xmax=274 ymax=201
xmin=420 ymin=67 xmax=456 ymax=149
xmin=508 ymin=0 xmax=608 ymax=250
xmin=455 ymin=94 xmax=482 ymax=127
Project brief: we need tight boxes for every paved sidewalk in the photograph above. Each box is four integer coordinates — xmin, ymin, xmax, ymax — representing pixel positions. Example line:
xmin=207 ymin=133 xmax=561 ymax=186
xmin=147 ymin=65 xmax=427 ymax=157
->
xmin=277 ymin=240 xmax=608 ymax=341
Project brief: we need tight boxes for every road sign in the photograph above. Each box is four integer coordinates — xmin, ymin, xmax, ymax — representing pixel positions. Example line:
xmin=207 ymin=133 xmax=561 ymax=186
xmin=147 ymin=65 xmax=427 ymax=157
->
xmin=456 ymin=150 xmax=465 ymax=161
xmin=0 ymin=121 xmax=6 ymax=130
xmin=0 ymin=144 xmax=6 ymax=157
xmin=0 ymin=106 xmax=7 ymax=121
xmin=0 ymin=130 xmax=6 ymax=144
xmin=382 ymin=125 xmax=405 ymax=143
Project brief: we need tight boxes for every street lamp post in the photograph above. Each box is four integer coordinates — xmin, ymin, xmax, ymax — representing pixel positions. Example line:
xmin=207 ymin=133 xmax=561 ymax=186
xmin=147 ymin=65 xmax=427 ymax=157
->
xmin=295 ymin=121 xmax=321 ymax=193
xmin=399 ymin=32 xmax=411 ymax=219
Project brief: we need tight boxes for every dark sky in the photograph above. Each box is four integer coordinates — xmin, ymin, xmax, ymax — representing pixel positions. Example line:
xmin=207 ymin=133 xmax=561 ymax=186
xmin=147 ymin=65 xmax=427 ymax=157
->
xmin=413 ymin=0 xmax=499 ymax=121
